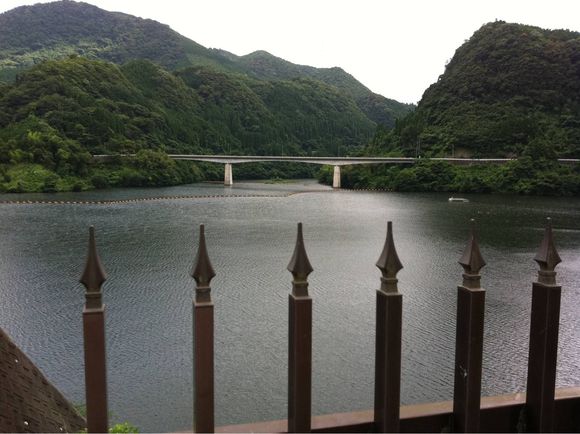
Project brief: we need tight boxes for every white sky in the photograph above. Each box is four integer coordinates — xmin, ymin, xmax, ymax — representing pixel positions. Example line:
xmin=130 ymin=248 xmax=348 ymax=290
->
xmin=1 ymin=0 xmax=579 ymax=104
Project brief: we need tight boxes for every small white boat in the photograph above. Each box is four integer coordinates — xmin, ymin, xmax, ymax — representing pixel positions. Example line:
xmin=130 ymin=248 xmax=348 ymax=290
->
xmin=448 ymin=197 xmax=469 ymax=203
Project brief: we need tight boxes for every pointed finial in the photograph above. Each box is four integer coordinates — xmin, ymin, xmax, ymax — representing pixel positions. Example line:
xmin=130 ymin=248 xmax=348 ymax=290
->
xmin=191 ymin=225 xmax=216 ymax=302
xmin=80 ymin=226 xmax=107 ymax=308
xmin=287 ymin=223 xmax=313 ymax=295
xmin=376 ymin=221 xmax=403 ymax=293
xmin=534 ymin=218 xmax=561 ymax=285
xmin=458 ymin=219 xmax=486 ymax=289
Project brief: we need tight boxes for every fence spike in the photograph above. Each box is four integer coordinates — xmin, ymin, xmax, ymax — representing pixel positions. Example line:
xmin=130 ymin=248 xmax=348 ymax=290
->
xmin=376 ymin=221 xmax=403 ymax=293
xmin=374 ymin=220 xmax=403 ymax=431
xmin=287 ymin=223 xmax=313 ymax=284
xmin=80 ymin=227 xmax=107 ymax=307
xmin=458 ymin=219 xmax=486 ymax=288
xmin=192 ymin=224 xmax=216 ymax=432
xmin=191 ymin=225 xmax=216 ymax=299
xmin=80 ymin=226 xmax=109 ymax=433
xmin=453 ymin=219 xmax=486 ymax=432
xmin=287 ymin=222 xmax=313 ymax=432
xmin=525 ymin=217 xmax=563 ymax=432
xmin=534 ymin=218 xmax=561 ymax=285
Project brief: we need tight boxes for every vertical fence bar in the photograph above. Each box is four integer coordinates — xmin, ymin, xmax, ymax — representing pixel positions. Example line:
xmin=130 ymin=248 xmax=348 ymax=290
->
xmin=191 ymin=224 xmax=216 ymax=433
xmin=79 ymin=226 xmax=109 ymax=433
xmin=374 ymin=221 xmax=403 ymax=433
xmin=287 ymin=223 xmax=313 ymax=433
xmin=525 ymin=218 xmax=562 ymax=433
xmin=453 ymin=219 xmax=486 ymax=433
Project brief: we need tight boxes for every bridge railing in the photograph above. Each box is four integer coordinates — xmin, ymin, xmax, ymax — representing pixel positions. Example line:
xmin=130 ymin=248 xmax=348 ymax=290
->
xmin=75 ymin=218 xmax=576 ymax=433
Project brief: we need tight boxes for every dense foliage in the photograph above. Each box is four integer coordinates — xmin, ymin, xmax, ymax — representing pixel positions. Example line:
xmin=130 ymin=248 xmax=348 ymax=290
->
xmin=0 ymin=57 xmax=372 ymax=191
xmin=0 ymin=1 xmax=416 ymax=192
xmin=226 ymin=49 xmax=414 ymax=126
xmin=370 ymin=21 xmax=580 ymax=159
xmin=0 ymin=4 xmax=578 ymax=196
xmin=0 ymin=1 xmax=410 ymax=126
xmin=338 ymin=21 xmax=580 ymax=196
xmin=0 ymin=0 xmax=233 ymax=81
xmin=319 ymin=157 xmax=580 ymax=196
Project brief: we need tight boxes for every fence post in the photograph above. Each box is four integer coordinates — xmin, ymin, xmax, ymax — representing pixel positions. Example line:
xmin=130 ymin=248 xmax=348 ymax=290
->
xmin=79 ymin=226 xmax=109 ymax=433
xmin=287 ymin=223 xmax=313 ymax=433
xmin=525 ymin=218 xmax=562 ymax=433
xmin=191 ymin=224 xmax=216 ymax=433
xmin=453 ymin=219 xmax=486 ymax=433
xmin=374 ymin=221 xmax=403 ymax=433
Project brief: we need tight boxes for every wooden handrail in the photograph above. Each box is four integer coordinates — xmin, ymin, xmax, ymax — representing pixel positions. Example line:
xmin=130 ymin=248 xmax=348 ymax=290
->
xmin=213 ymin=387 xmax=580 ymax=433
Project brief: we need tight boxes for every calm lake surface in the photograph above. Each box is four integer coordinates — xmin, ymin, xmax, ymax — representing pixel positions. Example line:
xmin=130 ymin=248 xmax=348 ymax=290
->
xmin=1 ymin=180 xmax=579 ymax=432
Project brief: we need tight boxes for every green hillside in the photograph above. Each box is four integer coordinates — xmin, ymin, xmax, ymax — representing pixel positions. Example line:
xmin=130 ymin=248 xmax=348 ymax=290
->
xmin=0 ymin=0 xmax=239 ymax=82
xmin=336 ymin=21 xmax=580 ymax=196
xmin=219 ymin=49 xmax=414 ymax=126
xmin=0 ymin=0 xmax=410 ymax=127
xmin=373 ymin=21 xmax=580 ymax=158
xmin=0 ymin=56 xmax=375 ymax=192
xmin=0 ymin=0 xmax=404 ymax=193
xmin=2 ymin=3 xmax=577 ymax=196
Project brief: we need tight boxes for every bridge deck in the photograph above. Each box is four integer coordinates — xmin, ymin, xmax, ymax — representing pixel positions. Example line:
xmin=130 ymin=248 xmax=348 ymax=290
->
xmin=165 ymin=154 xmax=520 ymax=165
xmin=93 ymin=154 xmax=579 ymax=166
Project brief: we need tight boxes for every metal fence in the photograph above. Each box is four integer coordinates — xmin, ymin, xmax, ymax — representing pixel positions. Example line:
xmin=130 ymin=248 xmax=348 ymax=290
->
xmin=78 ymin=218 xmax=576 ymax=433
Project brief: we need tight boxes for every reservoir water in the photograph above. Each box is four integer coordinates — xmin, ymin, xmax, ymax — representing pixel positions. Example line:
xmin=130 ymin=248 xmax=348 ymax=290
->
xmin=1 ymin=180 xmax=579 ymax=432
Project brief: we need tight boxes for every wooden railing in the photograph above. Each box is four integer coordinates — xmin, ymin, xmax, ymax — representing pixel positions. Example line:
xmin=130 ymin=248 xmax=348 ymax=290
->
xmin=78 ymin=218 xmax=577 ymax=433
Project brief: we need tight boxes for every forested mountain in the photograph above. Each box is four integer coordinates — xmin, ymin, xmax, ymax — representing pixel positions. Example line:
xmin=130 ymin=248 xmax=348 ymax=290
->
xmin=0 ymin=0 xmax=405 ymax=192
xmin=2 ymin=3 xmax=577 ymax=196
xmin=213 ymin=49 xmax=414 ymax=125
xmin=0 ymin=0 xmax=411 ymax=127
xmin=372 ymin=21 xmax=580 ymax=158
xmin=0 ymin=56 xmax=375 ymax=191
xmin=340 ymin=21 xmax=580 ymax=196
xmin=0 ymin=56 xmax=373 ymax=155
xmin=0 ymin=0 xmax=237 ymax=79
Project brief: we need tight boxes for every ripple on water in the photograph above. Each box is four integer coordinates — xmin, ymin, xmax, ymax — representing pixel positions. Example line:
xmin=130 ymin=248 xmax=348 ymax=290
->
xmin=0 ymin=182 xmax=579 ymax=431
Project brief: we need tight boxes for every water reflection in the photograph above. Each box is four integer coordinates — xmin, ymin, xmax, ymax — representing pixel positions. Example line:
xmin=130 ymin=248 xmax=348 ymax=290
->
xmin=0 ymin=181 xmax=578 ymax=432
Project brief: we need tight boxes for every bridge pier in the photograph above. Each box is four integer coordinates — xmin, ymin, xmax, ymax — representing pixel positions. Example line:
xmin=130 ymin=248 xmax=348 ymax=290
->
xmin=333 ymin=165 xmax=341 ymax=189
xmin=224 ymin=163 xmax=233 ymax=186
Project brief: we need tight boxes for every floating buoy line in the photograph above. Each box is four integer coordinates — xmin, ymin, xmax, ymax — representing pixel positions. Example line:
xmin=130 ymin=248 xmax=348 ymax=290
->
xmin=0 ymin=187 xmax=395 ymax=206
xmin=0 ymin=190 xmax=339 ymax=205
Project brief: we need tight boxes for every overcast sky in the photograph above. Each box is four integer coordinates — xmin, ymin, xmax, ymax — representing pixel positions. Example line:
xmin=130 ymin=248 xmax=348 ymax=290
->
xmin=1 ymin=0 xmax=579 ymax=103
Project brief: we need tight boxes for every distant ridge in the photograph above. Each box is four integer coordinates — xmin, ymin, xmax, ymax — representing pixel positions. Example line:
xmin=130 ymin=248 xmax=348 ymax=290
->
xmin=221 ymin=49 xmax=414 ymax=125
xmin=0 ymin=0 xmax=412 ymax=126
xmin=0 ymin=0 xmax=239 ymax=76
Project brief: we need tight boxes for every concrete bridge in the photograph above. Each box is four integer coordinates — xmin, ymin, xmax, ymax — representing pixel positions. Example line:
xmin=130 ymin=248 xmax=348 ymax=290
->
xmin=94 ymin=154 xmax=580 ymax=188
xmin=167 ymin=155 xmax=517 ymax=188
